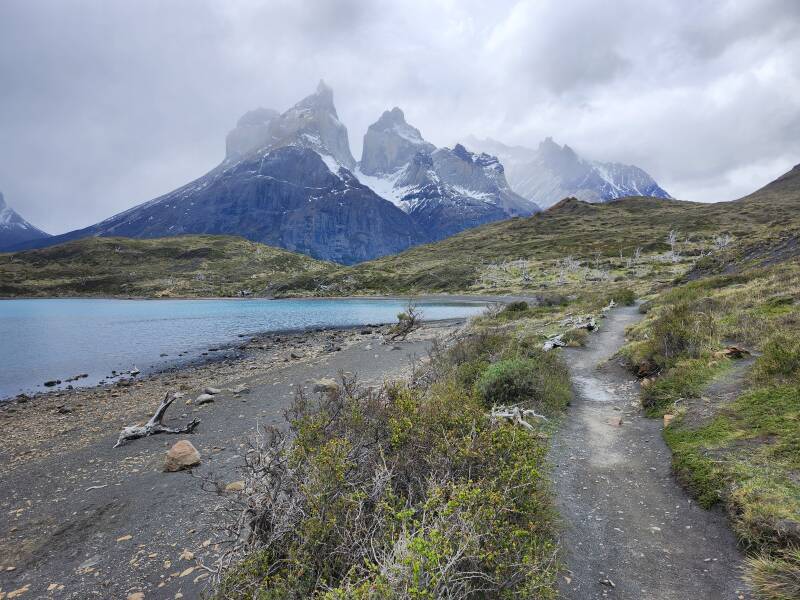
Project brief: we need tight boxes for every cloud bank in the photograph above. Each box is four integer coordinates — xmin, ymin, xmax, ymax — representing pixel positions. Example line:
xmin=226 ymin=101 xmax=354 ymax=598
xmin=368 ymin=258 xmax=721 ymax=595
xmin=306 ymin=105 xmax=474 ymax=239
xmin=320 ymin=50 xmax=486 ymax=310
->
xmin=1 ymin=0 xmax=798 ymax=233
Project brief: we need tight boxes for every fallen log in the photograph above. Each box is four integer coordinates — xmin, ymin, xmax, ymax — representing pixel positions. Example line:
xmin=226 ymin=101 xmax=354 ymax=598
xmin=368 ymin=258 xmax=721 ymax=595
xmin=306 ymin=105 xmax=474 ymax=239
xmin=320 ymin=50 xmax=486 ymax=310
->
xmin=114 ymin=392 xmax=200 ymax=448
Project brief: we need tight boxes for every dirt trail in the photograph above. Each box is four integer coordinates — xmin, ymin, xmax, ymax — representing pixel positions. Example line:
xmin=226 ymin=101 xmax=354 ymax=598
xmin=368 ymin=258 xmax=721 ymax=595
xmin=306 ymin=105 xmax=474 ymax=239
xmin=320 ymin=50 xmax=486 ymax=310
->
xmin=550 ymin=305 xmax=749 ymax=600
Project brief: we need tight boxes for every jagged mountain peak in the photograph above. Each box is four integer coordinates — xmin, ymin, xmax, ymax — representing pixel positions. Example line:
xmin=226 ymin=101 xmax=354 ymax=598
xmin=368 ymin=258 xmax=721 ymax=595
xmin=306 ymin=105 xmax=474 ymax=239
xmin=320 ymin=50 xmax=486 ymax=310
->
xmin=359 ymin=107 xmax=434 ymax=176
xmin=0 ymin=191 xmax=51 ymax=251
xmin=295 ymin=79 xmax=338 ymax=117
xmin=375 ymin=106 xmax=406 ymax=126
xmin=225 ymin=82 xmax=355 ymax=168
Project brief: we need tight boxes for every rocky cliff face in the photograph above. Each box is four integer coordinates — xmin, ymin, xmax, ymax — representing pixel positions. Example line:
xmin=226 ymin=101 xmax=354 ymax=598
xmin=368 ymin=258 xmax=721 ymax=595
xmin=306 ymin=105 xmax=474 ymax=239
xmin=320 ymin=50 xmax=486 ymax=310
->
xmin=0 ymin=192 xmax=50 ymax=251
xmin=466 ymin=136 xmax=672 ymax=208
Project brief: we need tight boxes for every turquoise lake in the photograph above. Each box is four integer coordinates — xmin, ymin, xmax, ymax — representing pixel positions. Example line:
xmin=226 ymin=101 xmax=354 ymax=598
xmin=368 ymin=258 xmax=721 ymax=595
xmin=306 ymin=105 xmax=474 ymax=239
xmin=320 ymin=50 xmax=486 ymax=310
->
xmin=0 ymin=298 xmax=486 ymax=400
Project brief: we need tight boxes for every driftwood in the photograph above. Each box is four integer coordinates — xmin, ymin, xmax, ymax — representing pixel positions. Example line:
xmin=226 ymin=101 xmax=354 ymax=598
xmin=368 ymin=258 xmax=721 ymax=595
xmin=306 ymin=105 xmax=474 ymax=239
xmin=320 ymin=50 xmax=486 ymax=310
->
xmin=490 ymin=405 xmax=548 ymax=430
xmin=114 ymin=392 xmax=200 ymax=447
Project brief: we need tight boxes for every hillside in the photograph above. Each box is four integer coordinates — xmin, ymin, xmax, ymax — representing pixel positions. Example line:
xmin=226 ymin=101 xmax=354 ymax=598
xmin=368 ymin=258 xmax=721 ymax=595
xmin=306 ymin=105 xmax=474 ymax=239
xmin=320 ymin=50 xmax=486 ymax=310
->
xmin=275 ymin=163 xmax=800 ymax=297
xmin=0 ymin=235 xmax=331 ymax=298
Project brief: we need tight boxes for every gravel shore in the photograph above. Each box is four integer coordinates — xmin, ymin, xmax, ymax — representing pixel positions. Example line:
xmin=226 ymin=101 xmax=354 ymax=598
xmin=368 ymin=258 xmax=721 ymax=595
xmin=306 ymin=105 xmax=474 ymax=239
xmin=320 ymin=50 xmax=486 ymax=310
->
xmin=0 ymin=318 xmax=467 ymax=599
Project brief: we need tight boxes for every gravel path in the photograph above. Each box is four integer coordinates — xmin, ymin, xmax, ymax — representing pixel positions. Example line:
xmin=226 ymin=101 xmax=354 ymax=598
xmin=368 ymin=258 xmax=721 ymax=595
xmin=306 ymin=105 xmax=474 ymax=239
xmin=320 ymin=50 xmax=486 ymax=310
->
xmin=550 ymin=306 xmax=749 ymax=600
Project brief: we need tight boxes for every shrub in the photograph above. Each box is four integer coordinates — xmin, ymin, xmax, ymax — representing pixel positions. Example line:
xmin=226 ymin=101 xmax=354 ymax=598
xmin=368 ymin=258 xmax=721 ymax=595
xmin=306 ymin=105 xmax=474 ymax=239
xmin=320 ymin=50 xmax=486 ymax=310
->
xmin=649 ymin=300 xmax=718 ymax=364
xmin=562 ymin=328 xmax=589 ymax=347
xmin=752 ymin=333 xmax=800 ymax=384
xmin=476 ymin=354 xmax=571 ymax=414
xmin=503 ymin=300 xmax=529 ymax=313
xmin=605 ymin=287 xmax=636 ymax=306
xmin=746 ymin=549 xmax=800 ymax=600
xmin=215 ymin=368 xmax=561 ymax=598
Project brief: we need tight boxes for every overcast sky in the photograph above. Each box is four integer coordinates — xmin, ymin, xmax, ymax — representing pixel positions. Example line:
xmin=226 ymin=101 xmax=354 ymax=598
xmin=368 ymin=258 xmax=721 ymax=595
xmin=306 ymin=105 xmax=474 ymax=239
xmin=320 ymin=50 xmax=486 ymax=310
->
xmin=1 ymin=0 xmax=799 ymax=234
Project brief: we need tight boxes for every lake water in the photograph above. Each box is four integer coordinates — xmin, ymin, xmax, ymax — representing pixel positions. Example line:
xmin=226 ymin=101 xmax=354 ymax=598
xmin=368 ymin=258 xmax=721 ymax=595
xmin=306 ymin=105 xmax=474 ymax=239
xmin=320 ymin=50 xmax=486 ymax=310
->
xmin=0 ymin=298 xmax=486 ymax=400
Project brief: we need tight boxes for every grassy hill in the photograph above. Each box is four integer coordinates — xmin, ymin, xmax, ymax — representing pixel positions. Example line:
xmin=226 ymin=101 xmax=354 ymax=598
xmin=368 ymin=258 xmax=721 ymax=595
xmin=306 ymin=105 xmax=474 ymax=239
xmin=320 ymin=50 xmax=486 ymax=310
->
xmin=272 ymin=163 xmax=800 ymax=297
xmin=0 ymin=235 xmax=332 ymax=298
xmin=2 ymin=164 xmax=798 ymax=300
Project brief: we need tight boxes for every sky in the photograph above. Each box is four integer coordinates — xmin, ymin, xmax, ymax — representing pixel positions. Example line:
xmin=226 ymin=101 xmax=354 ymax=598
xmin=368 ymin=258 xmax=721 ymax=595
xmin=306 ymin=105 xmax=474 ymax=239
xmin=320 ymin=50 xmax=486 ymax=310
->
xmin=1 ymin=0 xmax=799 ymax=235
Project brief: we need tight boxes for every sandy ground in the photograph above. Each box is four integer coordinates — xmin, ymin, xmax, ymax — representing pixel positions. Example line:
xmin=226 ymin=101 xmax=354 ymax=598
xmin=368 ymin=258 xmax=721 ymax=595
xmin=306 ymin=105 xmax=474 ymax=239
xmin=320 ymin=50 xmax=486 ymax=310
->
xmin=0 ymin=319 xmax=466 ymax=599
xmin=549 ymin=306 xmax=749 ymax=600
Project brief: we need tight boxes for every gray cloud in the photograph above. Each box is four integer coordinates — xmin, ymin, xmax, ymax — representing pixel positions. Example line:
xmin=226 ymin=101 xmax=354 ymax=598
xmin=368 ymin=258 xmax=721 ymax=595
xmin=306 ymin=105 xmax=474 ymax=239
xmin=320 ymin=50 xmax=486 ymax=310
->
xmin=0 ymin=0 xmax=798 ymax=234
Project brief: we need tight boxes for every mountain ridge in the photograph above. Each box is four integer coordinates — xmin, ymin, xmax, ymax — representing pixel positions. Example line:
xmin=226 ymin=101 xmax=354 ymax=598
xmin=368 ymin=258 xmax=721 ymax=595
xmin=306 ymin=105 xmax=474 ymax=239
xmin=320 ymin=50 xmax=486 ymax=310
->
xmin=465 ymin=136 xmax=671 ymax=208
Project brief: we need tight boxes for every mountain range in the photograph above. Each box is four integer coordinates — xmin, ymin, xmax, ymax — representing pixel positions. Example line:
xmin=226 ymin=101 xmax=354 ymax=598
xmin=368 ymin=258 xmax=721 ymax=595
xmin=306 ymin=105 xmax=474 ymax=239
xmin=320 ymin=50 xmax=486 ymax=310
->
xmin=0 ymin=191 xmax=50 ymax=251
xmin=10 ymin=83 xmax=539 ymax=263
xmin=5 ymin=82 xmax=675 ymax=263
xmin=465 ymin=136 xmax=672 ymax=208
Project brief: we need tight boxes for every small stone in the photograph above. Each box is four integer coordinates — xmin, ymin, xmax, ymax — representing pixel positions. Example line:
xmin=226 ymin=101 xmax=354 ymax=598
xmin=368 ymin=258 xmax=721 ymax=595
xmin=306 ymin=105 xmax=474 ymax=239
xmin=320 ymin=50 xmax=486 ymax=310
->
xmin=77 ymin=554 xmax=101 ymax=571
xmin=599 ymin=577 xmax=615 ymax=588
xmin=230 ymin=384 xmax=250 ymax=394
xmin=116 ymin=534 xmax=133 ymax=542
xmin=225 ymin=480 xmax=245 ymax=493
xmin=607 ymin=417 xmax=623 ymax=426
xmin=179 ymin=549 xmax=194 ymax=561
xmin=164 ymin=440 xmax=201 ymax=472
xmin=7 ymin=585 xmax=31 ymax=598
xmin=203 ymin=387 xmax=222 ymax=395
xmin=195 ymin=393 xmax=215 ymax=405
xmin=663 ymin=413 xmax=675 ymax=427
xmin=127 ymin=593 xmax=145 ymax=600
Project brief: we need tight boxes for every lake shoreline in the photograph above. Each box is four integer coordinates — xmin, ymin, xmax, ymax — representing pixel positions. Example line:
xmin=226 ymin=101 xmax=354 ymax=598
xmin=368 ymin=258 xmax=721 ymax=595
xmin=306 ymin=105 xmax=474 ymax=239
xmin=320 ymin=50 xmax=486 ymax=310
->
xmin=1 ymin=297 xmax=494 ymax=401
xmin=0 ymin=293 xmax=521 ymax=302
xmin=1 ymin=315 xmax=476 ymax=404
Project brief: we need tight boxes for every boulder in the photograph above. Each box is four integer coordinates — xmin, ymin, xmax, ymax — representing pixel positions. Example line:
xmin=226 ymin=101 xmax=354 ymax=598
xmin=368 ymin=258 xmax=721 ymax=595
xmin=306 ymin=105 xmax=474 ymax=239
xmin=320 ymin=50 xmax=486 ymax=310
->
xmin=164 ymin=440 xmax=201 ymax=472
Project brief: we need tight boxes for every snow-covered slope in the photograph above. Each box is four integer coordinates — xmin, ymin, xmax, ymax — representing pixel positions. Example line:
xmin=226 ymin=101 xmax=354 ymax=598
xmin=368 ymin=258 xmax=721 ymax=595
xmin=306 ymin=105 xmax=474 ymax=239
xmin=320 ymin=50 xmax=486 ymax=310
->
xmin=354 ymin=110 xmax=539 ymax=240
xmin=0 ymin=192 xmax=50 ymax=251
xmin=465 ymin=136 xmax=671 ymax=208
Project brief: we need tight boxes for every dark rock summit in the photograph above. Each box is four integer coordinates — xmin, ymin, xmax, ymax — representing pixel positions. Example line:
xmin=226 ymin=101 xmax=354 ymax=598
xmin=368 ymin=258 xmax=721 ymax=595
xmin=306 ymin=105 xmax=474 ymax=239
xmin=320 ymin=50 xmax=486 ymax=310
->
xmin=360 ymin=107 xmax=435 ymax=176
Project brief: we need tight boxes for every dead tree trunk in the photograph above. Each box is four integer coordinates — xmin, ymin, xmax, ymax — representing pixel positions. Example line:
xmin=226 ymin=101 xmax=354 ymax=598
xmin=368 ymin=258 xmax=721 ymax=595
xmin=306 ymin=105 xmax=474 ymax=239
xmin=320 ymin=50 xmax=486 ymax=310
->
xmin=114 ymin=392 xmax=200 ymax=447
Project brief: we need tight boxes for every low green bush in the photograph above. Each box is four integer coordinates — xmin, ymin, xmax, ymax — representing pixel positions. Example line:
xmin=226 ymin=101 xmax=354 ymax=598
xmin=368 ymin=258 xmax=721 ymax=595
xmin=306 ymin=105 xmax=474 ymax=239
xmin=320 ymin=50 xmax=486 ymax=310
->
xmin=752 ymin=333 xmax=800 ymax=384
xmin=562 ymin=328 xmax=589 ymax=347
xmin=476 ymin=354 xmax=571 ymax=414
xmin=649 ymin=300 xmax=718 ymax=364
